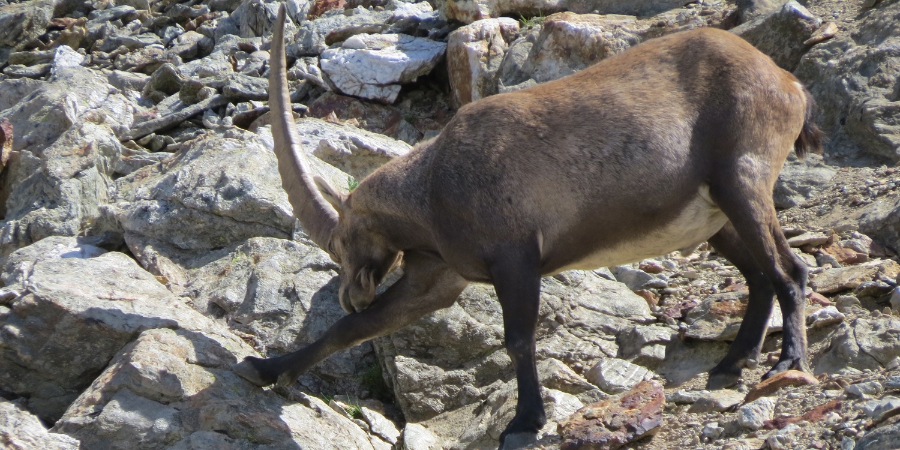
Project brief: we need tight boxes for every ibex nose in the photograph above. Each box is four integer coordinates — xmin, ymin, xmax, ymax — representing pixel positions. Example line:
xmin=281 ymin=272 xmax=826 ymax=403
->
xmin=337 ymin=285 xmax=354 ymax=314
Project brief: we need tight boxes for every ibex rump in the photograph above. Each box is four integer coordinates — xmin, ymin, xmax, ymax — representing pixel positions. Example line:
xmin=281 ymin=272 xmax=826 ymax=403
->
xmin=235 ymin=7 xmax=822 ymax=447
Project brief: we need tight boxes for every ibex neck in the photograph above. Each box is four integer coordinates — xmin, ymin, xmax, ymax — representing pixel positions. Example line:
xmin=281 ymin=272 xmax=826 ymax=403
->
xmin=351 ymin=149 xmax=435 ymax=252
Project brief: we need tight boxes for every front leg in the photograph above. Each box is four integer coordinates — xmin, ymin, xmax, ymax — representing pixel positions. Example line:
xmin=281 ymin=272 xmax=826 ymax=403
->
xmin=489 ymin=248 xmax=546 ymax=449
xmin=234 ymin=251 xmax=468 ymax=387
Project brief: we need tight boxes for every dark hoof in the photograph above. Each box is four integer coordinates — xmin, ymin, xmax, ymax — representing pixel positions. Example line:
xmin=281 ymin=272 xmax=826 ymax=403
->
xmin=234 ymin=356 xmax=277 ymax=387
xmin=763 ymin=357 xmax=808 ymax=380
xmin=707 ymin=365 xmax=741 ymax=390
xmin=499 ymin=432 xmax=538 ymax=450
xmin=276 ymin=370 xmax=299 ymax=388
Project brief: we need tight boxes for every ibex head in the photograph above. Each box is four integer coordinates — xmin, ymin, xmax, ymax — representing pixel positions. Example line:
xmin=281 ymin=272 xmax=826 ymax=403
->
xmin=314 ymin=179 xmax=402 ymax=313
xmin=267 ymin=5 xmax=399 ymax=314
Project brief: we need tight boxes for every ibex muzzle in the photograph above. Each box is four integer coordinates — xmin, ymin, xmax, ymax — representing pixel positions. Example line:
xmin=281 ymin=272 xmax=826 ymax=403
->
xmin=235 ymin=6 xmax=823 ymax=448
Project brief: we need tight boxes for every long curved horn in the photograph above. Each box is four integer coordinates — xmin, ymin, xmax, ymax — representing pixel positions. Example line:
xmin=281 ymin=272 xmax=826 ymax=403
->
xmin=269 ymin=5 xmax=339 ymax=249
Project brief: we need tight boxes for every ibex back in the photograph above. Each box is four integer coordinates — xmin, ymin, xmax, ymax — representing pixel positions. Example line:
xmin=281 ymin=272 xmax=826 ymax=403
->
xmin=235 ymin=7 xmax=823 ymax=448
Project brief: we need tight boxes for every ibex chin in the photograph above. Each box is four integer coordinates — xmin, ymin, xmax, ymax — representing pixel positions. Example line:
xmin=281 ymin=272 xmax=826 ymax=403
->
xmin=235 ymin=6 xmax=822 ymax=447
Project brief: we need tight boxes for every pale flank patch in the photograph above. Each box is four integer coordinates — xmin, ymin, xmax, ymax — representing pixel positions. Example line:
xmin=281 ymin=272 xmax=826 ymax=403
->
xmin=558 ymin=184 xmax=728 ymax=271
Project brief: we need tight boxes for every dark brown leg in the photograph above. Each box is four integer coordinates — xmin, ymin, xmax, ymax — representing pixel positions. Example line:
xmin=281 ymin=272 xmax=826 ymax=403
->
xmin=488 ymin=247 xmax=546 ymax=450
xmin=234 ymin=251 xmax=468 ymax=387
xmin=707 ymin=222 xmax=776 ymax=389
xmin=709 ymin=177 xmax=809 ymax=386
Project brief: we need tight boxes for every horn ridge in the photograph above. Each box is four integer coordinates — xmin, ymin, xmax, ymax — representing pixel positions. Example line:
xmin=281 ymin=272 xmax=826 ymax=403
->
xmin=269 ymin=5 xmax=339 ymax=249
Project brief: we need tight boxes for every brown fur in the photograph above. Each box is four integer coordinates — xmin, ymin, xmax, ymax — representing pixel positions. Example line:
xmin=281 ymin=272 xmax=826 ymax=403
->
xmin=236 ymin=8 xmax=823 ymax=447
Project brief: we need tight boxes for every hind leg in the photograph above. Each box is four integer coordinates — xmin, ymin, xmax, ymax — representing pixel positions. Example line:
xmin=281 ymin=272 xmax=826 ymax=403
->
xmin=707 ymin=222 xmax=777 ymax=389
xmin=709 ymin=172 xmax=809 ymax=383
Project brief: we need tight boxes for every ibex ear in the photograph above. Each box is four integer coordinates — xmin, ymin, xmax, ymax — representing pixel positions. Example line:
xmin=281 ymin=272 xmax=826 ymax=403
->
xmin=314 ymin=175 xmax=347 ymax=212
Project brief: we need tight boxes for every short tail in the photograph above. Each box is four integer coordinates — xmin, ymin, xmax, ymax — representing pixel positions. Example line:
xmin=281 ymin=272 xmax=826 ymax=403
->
xmin=794 ymin=86 xmax=824 ymax=159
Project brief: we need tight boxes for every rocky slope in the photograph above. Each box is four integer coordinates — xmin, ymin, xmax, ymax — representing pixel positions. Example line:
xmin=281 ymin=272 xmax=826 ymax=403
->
xmin=0 ymin=0 xmax=899 ymax=449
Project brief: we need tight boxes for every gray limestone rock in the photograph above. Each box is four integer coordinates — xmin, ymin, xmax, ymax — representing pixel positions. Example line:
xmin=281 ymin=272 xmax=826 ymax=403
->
xmin=51 ymin=327 xmax=386 ymax=450
xmin=290 ymin=7 xmax=393 ymax=57
xmin=688 ymin=390 xmax=744 ymax=413
xmin=773 ymin=155 xmax=838 ymax=209
xmin=177 ymin=237 xmax=379 ymax=396
xmin=794 ymin=0 xmax=900 ymax=163
xmin=737 ymin=397 xmax=777 ymax=430
xmin=292 ymin=117 xmax=412 ymax=179
xmin=115 ymin=129 xmax=296 ymax=252
xmin=0 ymin=120 xmax=126 ymax=261
xmin=0 ymin=246 xmax=227 ymax=421
xmin=856 ymin=421 xmax=900 ymax=450
xmin=437 ymin=0 xmax=688 ymax=24
xmin=815 ymin=316 xmax=900 ymax=374
xmin=0 ymin=0 xmax=55 ymax=50
xmin=731 ymin=0 xmax=822 ymax=71
xmin=0 ymin=400 xmax=80 ymax=450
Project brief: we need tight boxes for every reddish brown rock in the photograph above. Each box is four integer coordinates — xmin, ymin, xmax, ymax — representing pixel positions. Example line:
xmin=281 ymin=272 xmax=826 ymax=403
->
xmin=307 ymin=0 xmax=346 ymax=19
xmin=820 ymin=242 xmax=868 ymax=265
xmin=807 ymin=291 xmax=834 ymax=307
xmin=638 ymin=260 xmax=665 ymax=274
xmin=764 ymin=400 xmax=841 ymax=430
xmin=0 ymin=117 xmax=11 ymax=172
xmin=558 ymin=380 xmax=664 ymax=450
xmin=634 ymin=289 xmax=659 ymax=307
xmin=744 ymin=370 xmax=819 ymax=403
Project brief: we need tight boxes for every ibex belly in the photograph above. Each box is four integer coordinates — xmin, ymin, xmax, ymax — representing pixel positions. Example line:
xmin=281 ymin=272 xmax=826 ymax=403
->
xmin=560 ymin=185 xmax=728 ymax=272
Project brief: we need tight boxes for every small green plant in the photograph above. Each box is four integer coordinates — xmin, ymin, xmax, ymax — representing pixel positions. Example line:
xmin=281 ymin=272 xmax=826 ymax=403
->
xmin=518 ymin=11 xmax=546 ymax=28
xmin=347 ymin=176 xmax=360 ymax=192
xmin=360 ymin=364 xmax=392 ymax=402
xmin=345 ymin=399 xmax=363 ymax=420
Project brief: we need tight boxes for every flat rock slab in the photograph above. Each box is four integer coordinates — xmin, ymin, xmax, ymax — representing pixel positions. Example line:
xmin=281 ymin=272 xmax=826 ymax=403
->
xmin=585 ymin=358 xmax=651 ymax=394
xmin=320 ymin=33 xmax=446 ymax=104
xmin=293 ymin=117 xmax=412 ymax=179
xmin=810 ymin=259 xmax=900 ymax=294
xmin=786 ymin=231 xmax=830 ymax=247
xmin=440 ymin=0 xmax=686 ymax=24
xmin=688 ymin=390 xmax=744 ymax=413
xmin=744 ymin=370 xmax=819 ymax=403
xmin=0 ymin=245 xmax=233 ymax=421
xmin=684 ymin=292 xmax=783 ymax=341
xmin=51 ymin=327 xmax=391 ymax=450
xmin=558 ymin=380 xmax=664 ymax=450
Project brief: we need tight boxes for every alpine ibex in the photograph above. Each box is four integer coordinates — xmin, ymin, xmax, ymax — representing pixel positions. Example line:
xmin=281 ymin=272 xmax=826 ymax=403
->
xmin=235 ymin=6 xmax=822 ymax=447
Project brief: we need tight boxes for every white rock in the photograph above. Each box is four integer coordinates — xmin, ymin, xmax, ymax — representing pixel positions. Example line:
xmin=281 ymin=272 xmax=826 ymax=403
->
xmin=585 ymin=358 xmax=651 ymax=394
xmin=737 ymin=397 xmax=776 ymax=430
xmin=51 ymin=45 xmax=84 ymax=75
xmin=846 ymin=381 xmax=884 ymax=399
xmin=861 ymin=396 xmax=900 ymax=422
xmin=320 ymin=34 xmax=447 ymax=103
xmin=361 ymin=406 xmax=401 ymax=445
xmin=807 ymin=305 xmax=846 ymax=329
xmin=402 ymin=423 xmax=441 ymax=450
